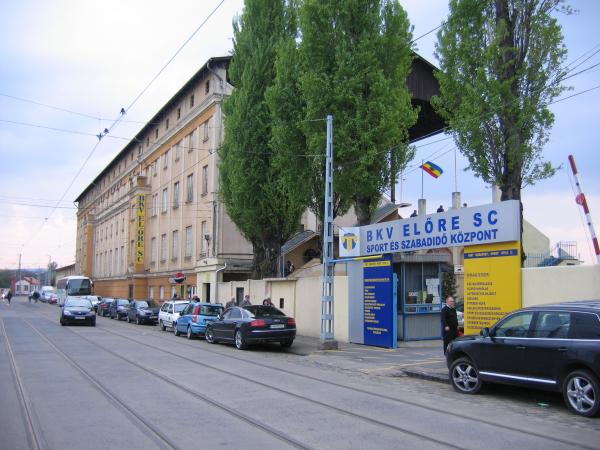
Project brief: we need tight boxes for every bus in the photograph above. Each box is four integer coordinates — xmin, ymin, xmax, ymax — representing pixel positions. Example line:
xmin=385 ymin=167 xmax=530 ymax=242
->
xmin=56 ymin=276 xmax=93 ymax=307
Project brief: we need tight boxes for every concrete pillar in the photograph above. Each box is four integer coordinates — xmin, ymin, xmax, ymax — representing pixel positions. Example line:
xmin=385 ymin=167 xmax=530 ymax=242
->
xmin=492 ymin=185 xmax=502 ymax=203
xmin=451 ymin=192 xmax=461 ymax=210
xmin=418 ymin=198 xmax=427 ymax=215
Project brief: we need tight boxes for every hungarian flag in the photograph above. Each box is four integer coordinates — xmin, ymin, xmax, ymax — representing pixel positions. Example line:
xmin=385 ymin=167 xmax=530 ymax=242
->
xmin=421 ymin=161 xmax=443 ymax=178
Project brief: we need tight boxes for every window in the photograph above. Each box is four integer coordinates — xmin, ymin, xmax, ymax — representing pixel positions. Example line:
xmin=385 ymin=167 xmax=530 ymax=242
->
xmin=201 ymin=221 xmax=207 ymax=255
xmin=152 ymin=194 xmax=158 ymax=216
xmin=130 ymin=240 xmax=135 ymax=258
xmin=494 ymin=312 xmax=534 ymax=338
xmin=186 ymin=174 xmax=193 ymax=203
xmin=188 ymin=129 xmax=196 ymax=152
xmin=162 ymin=188 xmax=168 ymax=213
xmin=109 ymin=250 xmax=112 ymax=275
xmin=571 ymin=313 xmax=600 ymax=339
xmin=190 ymin=94 xmax=194 ymax=108
xmin=172 ymin=230 xmax=179 ymax=260
xmin=205 ymin=80 xmax=210 ymax=94
xmin=175 ymin=141 xmax=182 ymax=160
xmin=131 ymin=204 xmax=136 ymax=221
xmin=159 ymin=286 xmax=164 ymax=300
xmin=163 ymin=149 xmax=169 ymax=169
xmin=138 ymin=145 xmax=143 ymax=156
xmin=114 ymin=249 xmax=118 ymax=274
xmin=120 ymin=246 xmax=124 ymax=273
xmin=155 ymin=128 xmax=158 ymax=139
xmin=146 ymin=137 xmax=149 ymax=147
xmin=531 ymin=312 xmax=570 ymax=339
xmin=149 ymin=287 xmax=154 ymax=299
xmin=161 ymin=234 xmax=167 ymax=261
xmin=173 ymin=182 xmax=180 ymax=207
xmin=166 ymin=118 xmax=169 ymax=130
xmin=185 ymin=226 xmax=193 ymax=258
xmin=151 ymin=237 xmax=157 ymax=263
xmin=203 ymin=120 xmax=209 ymax=142
xmin=202 ymin=165 xmax=208 ymax=195
xmin=177 ymin=107 xmax=181 ymax=119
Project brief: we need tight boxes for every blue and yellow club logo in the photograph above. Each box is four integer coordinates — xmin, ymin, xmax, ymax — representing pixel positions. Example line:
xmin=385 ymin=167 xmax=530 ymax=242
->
xmin=342 ymin=233 xmax=358 ymax=251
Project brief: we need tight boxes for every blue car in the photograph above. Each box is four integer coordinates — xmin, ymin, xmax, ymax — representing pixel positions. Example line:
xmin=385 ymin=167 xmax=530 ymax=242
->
xmin=174 ymin=302 xmax=224 ymax=339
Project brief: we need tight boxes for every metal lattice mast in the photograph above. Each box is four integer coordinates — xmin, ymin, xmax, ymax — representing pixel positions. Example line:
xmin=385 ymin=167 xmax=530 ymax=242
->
xmin=320 ymin=115 xmax=338 ymax=348
xmin=569 ymin=154 xmax=600 ymax=264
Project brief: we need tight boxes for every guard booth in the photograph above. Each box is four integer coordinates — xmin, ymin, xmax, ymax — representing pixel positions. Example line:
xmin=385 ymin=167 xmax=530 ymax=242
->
xmin=394 ymin=254 xmax=449 ymax=341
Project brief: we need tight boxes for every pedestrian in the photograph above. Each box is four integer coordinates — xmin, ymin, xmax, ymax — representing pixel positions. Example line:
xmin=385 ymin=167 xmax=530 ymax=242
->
xmin=285 ymin=260 xmax=295 ymax=276
xmin=225 ymin=297 xmax=236 ymax=309
xmin=262 ymin=297 xmax=273 ymax=306
xmin=32 ymin=290 xmax=40 ymax=303
xmin=410 ymin=209 xmax=418 ymax=217
xmin=172 ymin=293 xmax=178 ymax=300
xmin=441 ymin=296 xmax=459 ymax=354
xmin=240 ymin=295 xmax=252 ymax=307
xmin=192 ymin=295 xmax=200 ymax=302
xmin=437 ymin=205 xmax=445 ymax=213
xmin=6 ymin=289 xmax=12 ymax=305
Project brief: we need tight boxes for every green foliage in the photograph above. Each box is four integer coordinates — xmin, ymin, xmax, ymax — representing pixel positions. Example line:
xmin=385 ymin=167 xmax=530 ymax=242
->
xmin=220 ymin=0 xmax=306 ymax=278
xmin=295 ymin=0 xmax=418 ymax=225
xmin=442 ymin=270 xmax=457 ymax=300
xmin=433 ymin=0 xmax=569 ymax=199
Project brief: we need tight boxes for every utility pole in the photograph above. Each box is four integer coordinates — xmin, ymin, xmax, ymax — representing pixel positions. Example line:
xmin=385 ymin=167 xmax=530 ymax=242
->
xmin=17 ymin=253 xmax=22 ymax=295
xmin=320 ymin=114 xmax=338 ymax=350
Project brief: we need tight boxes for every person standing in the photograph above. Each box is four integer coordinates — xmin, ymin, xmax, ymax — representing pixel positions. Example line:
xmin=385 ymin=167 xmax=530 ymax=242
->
xmin=6 ymin=289 xmax=12 ymax=305
xmin=441 ymin=296 xmax=458 ymax=354
xmin=225 ymin=297 xmax=236 ymax=309
xmin=240 ymin=295 xmax=252 ymax=307
xmin=262 ymin=297 xmax=273 ymax=306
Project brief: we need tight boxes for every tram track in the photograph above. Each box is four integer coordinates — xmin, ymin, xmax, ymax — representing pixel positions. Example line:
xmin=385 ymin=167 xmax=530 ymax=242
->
xmin=0 ymin=318 xmax=46 ymax=450
xmin=53 ymin=318 xmax=461 ymax=449
xmin=87 ymin=316 xmax=599 ymax=450
xmin=24 ymin=319 xmax=311 ymax=450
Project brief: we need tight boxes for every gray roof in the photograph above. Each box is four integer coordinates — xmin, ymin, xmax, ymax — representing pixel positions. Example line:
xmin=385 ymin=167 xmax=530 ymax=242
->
xmin=282 ymin=230 xmax=318 ymax=255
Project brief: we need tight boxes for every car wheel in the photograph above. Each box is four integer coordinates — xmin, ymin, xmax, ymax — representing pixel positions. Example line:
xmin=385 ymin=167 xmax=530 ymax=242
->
xmin=91 ymin=320 xmax=96 ymax=327
xmin=205 ymin=327 xmax=216 ymax=344
xmin=187 ymin=326 xmax=194 ymax=340
xmin=136 ymin=316 xmax=141 ymax=325
xmin=235 ymin=330 xmax=247 ymax=350
xmin=174 ymin=323 xmax=180 ymax=336
xmin=280 ymin=339 xmax=293 ymax=348
xmin=450 ymin=357 xmax=482 ymax=394
xmin=563 ymin=370 xmax=600 ymax=417
xmin=160 ymin=321 xmax=166 ymax=332
xmin=60 ymin=319 xmax=65 ymax=326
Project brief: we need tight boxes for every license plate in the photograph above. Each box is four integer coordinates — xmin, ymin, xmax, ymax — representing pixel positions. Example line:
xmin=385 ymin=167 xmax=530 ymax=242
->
xmin=270 ymin=324 xmax=285 ymax=329
xmin=75 ymin=317 xmax=86 ymax=320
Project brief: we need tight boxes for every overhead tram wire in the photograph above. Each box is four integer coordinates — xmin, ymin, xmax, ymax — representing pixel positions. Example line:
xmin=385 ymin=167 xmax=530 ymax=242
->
xmin=18 ymin=0 xmax=226 ymax=252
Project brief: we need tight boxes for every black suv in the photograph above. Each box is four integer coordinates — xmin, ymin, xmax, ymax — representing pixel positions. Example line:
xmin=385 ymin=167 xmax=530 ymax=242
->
xmin=446 ymin=300 xmax=600 ymax=417
xmin=126 ymin=300 xmax=160 ymax=325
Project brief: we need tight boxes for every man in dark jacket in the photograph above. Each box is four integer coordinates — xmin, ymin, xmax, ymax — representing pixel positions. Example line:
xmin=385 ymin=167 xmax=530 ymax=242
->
xmin=441 ymin=296 xmax=458 ymax=354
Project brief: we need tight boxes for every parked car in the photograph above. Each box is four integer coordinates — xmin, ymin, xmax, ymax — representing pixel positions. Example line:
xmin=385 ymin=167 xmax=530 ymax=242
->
xmin=97 ymin=298 xmax=114 ymax=317
xmin=127 ymin=300 xmax=160 ymax=325
xmin=175 ymin=302 xmax=224 ymax=339
xmin=446 ymin=300 xmax=600 ymax=417
xmin=60 ymin=297 xmax=96 ymax=326
xmin=40 ymin=286 xmax=55 ymax=302
xmin=205 ymin=305 xmax=296 ymax=349
xmin=109 ymin=298 xmax=130 ymax=320
xmin=47 ymin=292 xmax=59 ymax=304
xmin=456 ymin=301 xmax=464 ymax=332
xmin=158 ymin=300 xmax=190 ymax=331
xmin=85 ymin=295 xmax=102 ymax=312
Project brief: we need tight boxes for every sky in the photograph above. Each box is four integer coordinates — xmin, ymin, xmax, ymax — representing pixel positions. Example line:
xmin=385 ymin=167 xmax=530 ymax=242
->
xmin=0 ymin=0 xmax=598 ymax=270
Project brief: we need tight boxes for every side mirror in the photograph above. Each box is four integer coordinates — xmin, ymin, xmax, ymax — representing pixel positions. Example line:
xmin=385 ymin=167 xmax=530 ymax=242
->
xmin=480 ymin=327 xmax=490 ymax=337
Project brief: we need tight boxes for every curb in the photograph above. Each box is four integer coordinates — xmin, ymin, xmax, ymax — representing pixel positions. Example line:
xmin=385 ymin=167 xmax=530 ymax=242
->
xmin=400 ymin=368 xmax=449 ymax=384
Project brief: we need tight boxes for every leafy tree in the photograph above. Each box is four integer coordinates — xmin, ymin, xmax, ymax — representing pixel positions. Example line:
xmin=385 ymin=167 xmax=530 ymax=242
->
xmin=220 ymin=0 xmax=305 ymax=278
xmin=442 ymin=270 xmax=457 ymax=300
xmin=294 ymin=0 xmax=418 ymax=226
xmin=433 ymin=0 xmax=569 ymax=254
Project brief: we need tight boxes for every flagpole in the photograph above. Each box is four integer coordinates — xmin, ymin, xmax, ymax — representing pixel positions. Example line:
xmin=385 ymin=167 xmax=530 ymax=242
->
xmin=454 ymin=147 xmax=457 ymax=192
xmin=421 ymin=159 xmax=424 ymax=199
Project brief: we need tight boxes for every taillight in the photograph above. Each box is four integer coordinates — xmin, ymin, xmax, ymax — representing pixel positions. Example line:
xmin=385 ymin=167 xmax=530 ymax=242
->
xmin=287 ymin=318 xmax=296 ymax=326
xmin=249 ymin=319 xmax=266 ymax=327
xmin=192 ymin=315 xmax=198 ymax=323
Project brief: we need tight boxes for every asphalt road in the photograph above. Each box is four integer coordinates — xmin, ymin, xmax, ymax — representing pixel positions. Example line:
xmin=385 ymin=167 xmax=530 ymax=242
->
xmin=1 ymin=296 xmax=599 ymax=450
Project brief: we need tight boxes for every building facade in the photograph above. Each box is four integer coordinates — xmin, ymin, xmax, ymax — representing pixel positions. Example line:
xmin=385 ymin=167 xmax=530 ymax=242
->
xmin=75 ymin=57 xmax=253 ymax=302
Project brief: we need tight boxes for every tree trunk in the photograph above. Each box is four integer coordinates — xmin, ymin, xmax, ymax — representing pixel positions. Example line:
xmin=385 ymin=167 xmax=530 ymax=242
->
xmin=354 ymin=196 xmax=372 ymax=226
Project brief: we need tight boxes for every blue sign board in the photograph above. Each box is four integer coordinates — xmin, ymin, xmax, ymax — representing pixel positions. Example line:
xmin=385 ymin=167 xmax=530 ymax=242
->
xmin=363 ymin=254 xmax=397 ymax=348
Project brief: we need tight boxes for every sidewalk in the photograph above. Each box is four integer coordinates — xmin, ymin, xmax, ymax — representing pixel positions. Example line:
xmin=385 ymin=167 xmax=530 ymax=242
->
xmin=288 ymin=335 xmax=449 ymax=383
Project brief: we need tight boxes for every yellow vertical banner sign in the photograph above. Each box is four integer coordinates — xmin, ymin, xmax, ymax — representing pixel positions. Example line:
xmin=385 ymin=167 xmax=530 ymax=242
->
xmin=135 ymin=194 xmax=146 ymax=264
xmin=463 ymin=241 xmax=521 ymax=335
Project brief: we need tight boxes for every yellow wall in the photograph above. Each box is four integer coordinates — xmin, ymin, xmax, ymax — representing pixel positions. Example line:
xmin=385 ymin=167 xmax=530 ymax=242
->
xmin=522 ymin=265 xmax=600 ymax=307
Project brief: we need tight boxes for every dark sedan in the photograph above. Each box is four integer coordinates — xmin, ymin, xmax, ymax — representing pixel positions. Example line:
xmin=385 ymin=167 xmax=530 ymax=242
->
xmin=127 ymin=300 xmax=160 ymax=325
xmin=446 ymin=300 xmax=600 ymax=417
xmin=205 ymin=305 xmax=296 ymax=350
xmin=97 ymin=298 xmax=114 ymax=317
xmin=60 ymin=298 xmax=96 ymax=326
xmin=109 ymin=298 xmax=130 ymax=320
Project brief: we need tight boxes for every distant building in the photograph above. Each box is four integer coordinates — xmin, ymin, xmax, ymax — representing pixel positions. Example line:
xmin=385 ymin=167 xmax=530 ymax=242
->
xmin=55 ymin=263 xmax=76 ymax=281
xmin=12 ymin=276 xmax=40 ymax=295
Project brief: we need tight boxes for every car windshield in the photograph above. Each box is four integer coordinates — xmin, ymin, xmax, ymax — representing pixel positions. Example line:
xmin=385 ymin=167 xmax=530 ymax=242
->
xmin=244 ymin=305 xmax=285 ymax=318
xmin=138 ymin=300 xmax=157 ymax=308
xmin=67 ymin=278 xmax=92 ymax=296
xmin=198 ymin=305 xmax=223 ymax=316
xmin=65 ymin=299 xmax=92 ymax=308
xmin=174 ymin=303 xmax=188 ymax=313
xmin=117 ymin=299 xmax=129 ymax=305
